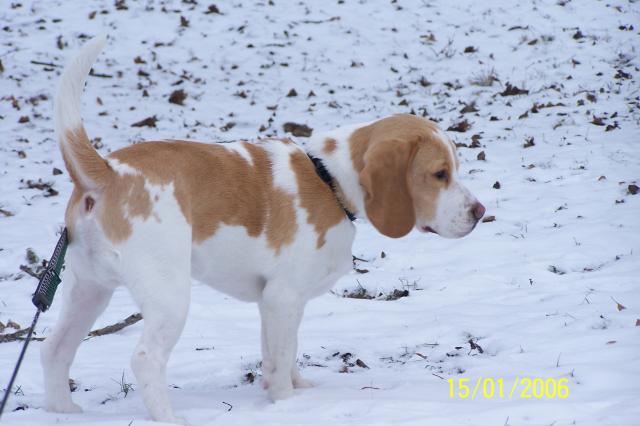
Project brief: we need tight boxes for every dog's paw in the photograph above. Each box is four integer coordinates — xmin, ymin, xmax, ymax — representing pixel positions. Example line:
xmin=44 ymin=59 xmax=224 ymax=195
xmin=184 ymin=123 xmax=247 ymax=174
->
xmin=167 ymin=415 xmax=190 ymax=426
xmin=268 ymin=383 xmax=295 ymax=401
xmin=45 ymin=400 xmax=83 ymax=413
xmin=292 ymin=376 xmax=314 ymax=389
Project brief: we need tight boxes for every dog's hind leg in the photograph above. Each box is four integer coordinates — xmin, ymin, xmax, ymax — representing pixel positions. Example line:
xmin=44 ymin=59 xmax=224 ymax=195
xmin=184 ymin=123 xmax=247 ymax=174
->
xmin=126 ymin=265 xmax=191 ymax=426
xmin=41 ymin=269 xmax=114 ymax=413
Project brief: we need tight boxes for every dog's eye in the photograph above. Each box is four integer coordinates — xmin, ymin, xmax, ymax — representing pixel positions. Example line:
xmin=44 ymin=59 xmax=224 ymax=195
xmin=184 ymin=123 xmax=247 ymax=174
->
xmin=434 ymin=170 xmax=447 ymax=180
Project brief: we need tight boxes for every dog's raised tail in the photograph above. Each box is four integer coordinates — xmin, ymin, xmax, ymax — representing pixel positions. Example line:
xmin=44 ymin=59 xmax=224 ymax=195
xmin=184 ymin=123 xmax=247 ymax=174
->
xmin=54 ymin=36 xmax=112 ymax=190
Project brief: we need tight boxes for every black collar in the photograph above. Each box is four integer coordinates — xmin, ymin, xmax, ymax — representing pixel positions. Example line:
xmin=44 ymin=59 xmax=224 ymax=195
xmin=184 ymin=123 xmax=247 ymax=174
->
xmin=307 ymin=154 xmax=356 ymax=222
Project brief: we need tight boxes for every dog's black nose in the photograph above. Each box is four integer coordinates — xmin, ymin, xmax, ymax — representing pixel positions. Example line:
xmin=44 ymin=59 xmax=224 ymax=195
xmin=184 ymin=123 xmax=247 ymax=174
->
xmin=472 ymin=202 xmax=485 ymax=220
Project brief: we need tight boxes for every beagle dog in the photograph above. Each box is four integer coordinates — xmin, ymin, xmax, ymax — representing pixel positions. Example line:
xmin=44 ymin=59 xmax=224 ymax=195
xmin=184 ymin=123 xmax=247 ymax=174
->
xmin=41 ymin=37 xmax=484 ymax=425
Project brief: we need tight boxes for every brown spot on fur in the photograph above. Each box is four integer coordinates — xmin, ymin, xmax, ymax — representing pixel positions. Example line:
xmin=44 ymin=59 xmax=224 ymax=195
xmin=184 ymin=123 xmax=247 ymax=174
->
xmin=103 ymin=140 xmax=298 ymax=253
xmin=266 ymin=188 xmax=298 ymax=254
xmin=349 ymin=114 xmax=451 ymax=237
xmin=62 ymin=128 xmax=112 ymax=189
xmin=322 ymin=138 xmax=337 ymax=154
xmin=290 ymin=150 xmax=345 ymax=248
xmin=99 ymin=172 xmax=153 ymax=242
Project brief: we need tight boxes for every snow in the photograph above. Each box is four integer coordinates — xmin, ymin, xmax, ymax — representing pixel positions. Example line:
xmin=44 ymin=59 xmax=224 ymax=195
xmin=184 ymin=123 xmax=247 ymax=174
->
xmin=1 ymin=0 xmax=639 ymax=425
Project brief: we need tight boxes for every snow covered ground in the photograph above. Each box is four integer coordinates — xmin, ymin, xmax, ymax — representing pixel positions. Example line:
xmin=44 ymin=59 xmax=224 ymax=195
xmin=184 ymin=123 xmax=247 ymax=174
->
xmin=1 ymin=0 xmax=639 ymax=425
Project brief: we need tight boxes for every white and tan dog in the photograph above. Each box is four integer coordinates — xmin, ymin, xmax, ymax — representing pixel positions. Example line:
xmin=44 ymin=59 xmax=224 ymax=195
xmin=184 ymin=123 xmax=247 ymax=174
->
xmin=41 ymin=37 xmax=485 ymax=424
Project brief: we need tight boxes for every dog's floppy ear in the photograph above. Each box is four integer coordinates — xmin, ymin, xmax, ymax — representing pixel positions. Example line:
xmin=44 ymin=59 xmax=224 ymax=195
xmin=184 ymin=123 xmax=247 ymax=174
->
xmin=359 ymin=139 xmax=416 ymax=238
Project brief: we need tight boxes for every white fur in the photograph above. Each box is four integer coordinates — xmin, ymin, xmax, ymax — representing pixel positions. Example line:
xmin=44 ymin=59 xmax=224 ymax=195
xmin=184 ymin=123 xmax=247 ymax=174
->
xmin=427 ymin=130 xmax=479 ymax=238
xmin=54 ymin=35 xmax=106 ymax=190
xmin=306 ymin=121 xmax=374 ymax=216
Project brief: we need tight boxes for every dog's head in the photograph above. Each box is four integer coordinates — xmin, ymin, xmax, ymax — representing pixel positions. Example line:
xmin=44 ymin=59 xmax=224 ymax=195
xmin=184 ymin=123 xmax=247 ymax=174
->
xmin=355 ymin=114 xmax=485 ymax=238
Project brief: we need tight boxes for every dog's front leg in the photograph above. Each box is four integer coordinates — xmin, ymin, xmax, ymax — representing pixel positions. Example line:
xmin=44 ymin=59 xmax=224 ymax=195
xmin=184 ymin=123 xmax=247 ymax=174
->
xmin=259 ymin=282 xmax=307 ymax=400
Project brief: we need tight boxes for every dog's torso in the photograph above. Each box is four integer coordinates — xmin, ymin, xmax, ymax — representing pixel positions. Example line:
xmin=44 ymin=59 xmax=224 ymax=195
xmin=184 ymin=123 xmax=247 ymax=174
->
xmin=65 ymin=137 xmax=355 ymax=302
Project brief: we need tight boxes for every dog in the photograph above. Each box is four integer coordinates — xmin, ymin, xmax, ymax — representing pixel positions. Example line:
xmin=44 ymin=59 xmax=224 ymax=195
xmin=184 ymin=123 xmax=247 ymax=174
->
xmin=41 ymin=36 xmax=485 ymax=425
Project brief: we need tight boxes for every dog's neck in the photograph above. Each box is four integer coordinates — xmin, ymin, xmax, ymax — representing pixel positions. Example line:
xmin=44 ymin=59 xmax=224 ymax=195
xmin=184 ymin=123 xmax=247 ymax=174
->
xmin=304 ymin=124 xmax=368 ymax=220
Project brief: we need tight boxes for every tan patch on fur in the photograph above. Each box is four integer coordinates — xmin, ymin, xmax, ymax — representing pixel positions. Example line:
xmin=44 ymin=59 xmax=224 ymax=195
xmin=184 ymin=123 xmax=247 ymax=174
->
xmin=333 ymin=181 xmax=358 ymax=216
xmin=349 ymin=114 xmax=452 ymax=237
xmin=103 ymin=140 xmax=297 ymax=253
xmin=322 ymin=138 xmax=337 ymax=154
xmin=62 ymin=128 xmax=112 ymax=188
xmin=64 ymin=188 xmax=83 ymax=239
xmin=98 ymin=172 xmax=153 ymax=242
xmin=289 ymin=150 xmax=345 ymax=248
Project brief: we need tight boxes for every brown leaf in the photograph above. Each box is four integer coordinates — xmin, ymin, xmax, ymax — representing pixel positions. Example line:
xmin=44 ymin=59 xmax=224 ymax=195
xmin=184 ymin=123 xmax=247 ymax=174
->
xmin=591 ymin=115 xmax=606 ymax=126
xmin=169 ymin=89 xmax=187 ymax=105
xmin=447 ymin=119 xmax=471 ymax=132
xmin=469 ymin=339 xmax=484 ymax=353
xmin=460 ymin=102 xmax=478 ymax=114
xmin=477 ymin=151 xmax=486 ymax=161
xmin=283 ymin=122 xmax=312 ymax=137
xmin=628 ymin=184 xmax=638 ymax=195
xmin=493 ymin=181 xmax=501 ymax=189
xmin=523 ymin=137 xmax=535 ymax=148
xmin=7 ymin=320 xmax=21 ymax=330
xmin=482 ymin=215 xmax=495 ymax=223
xmin=205 ymin=4 xmax=221 ymax=14
xmin=286 ymin=88 xmax=298 ymax=97
xmin=500 ymin=83 xmax=529 ymax=96
xmin=635 ymin=319 xmax=640 ymax=327
xmin=355 ymin=359 xmax=370 ymax=369
xmin=131 ymin=115 xmax=157 ymax=127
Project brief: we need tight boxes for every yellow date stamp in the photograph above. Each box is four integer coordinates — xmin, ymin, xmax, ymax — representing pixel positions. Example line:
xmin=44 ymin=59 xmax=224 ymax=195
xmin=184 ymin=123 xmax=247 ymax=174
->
xmin=448 ymin=377 xmax=569 ymax=400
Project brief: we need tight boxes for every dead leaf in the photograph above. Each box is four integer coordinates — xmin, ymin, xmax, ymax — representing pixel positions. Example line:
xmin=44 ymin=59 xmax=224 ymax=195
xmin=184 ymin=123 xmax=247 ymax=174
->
xmin=447 ymin=119 xmax=471 ymax=132
xmin=477 ymin=151 xmax=486 ymax=161
xmin=500 ymin=83 xmax=529 ymax=96
xmin=131 ymin=116 xmax=157 ymax=127
xmin=482 ymin=215 xmax=495 ymax=223
xmin=7 ymin=320 xmax=21 ymax=330
xmin=169 ymin=89 xmax=187 ymax=105
xmin=628 ymin=184 xmax=638 ymax=195
xmin=460 ymin=102 xmax=478 ymax=114
xmin=355 ymin=359 xmax=370 ymax=369
xmin=523 ymin=137 xmax=535 ymax=148
xmin=283 ymin=122 xmax=312 ymax=137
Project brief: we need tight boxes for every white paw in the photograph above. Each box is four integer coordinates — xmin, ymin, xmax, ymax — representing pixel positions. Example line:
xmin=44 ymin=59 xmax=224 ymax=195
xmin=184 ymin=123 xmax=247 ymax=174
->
xmin=268 ymin=383 xmax=295 ymax=401
xmin=167 ymin=415 xmax=190 ymax=426
xmin=292 ymin=376 xmax=314 ymax=389
xmin=46 ymin=400 xmax=83 ymax=413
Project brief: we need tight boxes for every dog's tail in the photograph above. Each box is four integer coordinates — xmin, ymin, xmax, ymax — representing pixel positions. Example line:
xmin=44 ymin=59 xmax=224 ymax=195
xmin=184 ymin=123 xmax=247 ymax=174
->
xmin=54 ymin=36 xmax=113 ymax=190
